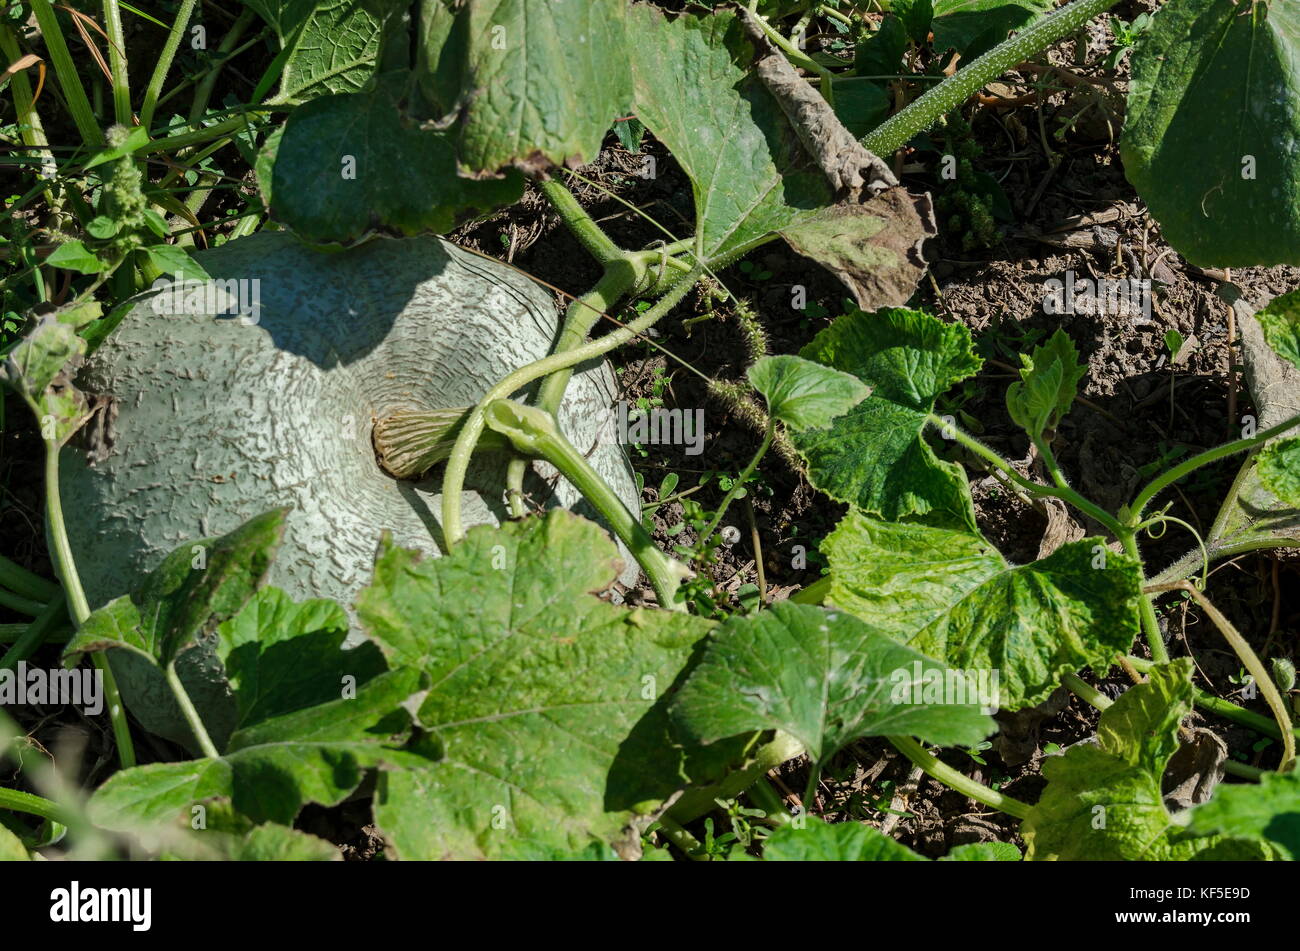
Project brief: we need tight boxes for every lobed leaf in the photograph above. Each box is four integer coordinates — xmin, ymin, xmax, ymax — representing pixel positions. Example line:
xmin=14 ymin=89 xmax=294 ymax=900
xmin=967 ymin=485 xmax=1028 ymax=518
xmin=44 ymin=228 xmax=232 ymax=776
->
xmin=1005 ymin=327 xmax=1087 ymax=441
xmin=746 ymin=355 xmax=871 ymax=431
xmin=823 ymin=512 xmax=1143 ymax=710
xmin=793 ymin=307 xmax=982 ymax=529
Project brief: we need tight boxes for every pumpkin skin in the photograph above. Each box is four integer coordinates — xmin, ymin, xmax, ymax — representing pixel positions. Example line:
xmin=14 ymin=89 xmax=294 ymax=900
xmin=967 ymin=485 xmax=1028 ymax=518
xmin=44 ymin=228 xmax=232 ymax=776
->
xmin=61 ymin=232 xmax=638 ymax=747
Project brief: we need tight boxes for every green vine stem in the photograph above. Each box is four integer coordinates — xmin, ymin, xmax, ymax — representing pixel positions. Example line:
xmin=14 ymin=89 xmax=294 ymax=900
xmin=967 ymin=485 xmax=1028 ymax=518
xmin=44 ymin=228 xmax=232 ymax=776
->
xmin=44 ymin=442 xmax=135 ymax=768
xmin=1117 ymin=528 xmax=1170 ymax=663
xmin=440 ymin=264 xmax=704 ymax=547
xmin=0 ymin=784 xmax=68 ymax=825
xmin=927 ymin=414 xmax=1123 ymax=536
xmin=653 ymin=814 xmax=708 ymax=860
xmin=164 ymin=660 xmax=220 ymax=759
xmin=0 ymin=589 xmax=45 ymax=617
xmin=102 ymin=0 xmax=131 ymax=124
xmin=1151 ymin=537 xmax=1300 ymax=587
xmin=140 ymin=0 xmax=199 ymax=129
xmin=887 ymin=734 xmax=1032 ymax=820
xmin=1128 ymin=411 xmax=1300 ymax=523
xmin=1146 ymin=582 xmax=1295 ymax=771
xmin=1124 ymin=654 xmax=1300 ymax=745
xmin=485 ymin=400 xmax=692 ymax=611
xmin=0 ymin=554 xmax=60 ymax=603
xmin=28 ymin=0 xmax=102 ymax=147
xmin=863 ymin=0 xmax=1122 ymax=156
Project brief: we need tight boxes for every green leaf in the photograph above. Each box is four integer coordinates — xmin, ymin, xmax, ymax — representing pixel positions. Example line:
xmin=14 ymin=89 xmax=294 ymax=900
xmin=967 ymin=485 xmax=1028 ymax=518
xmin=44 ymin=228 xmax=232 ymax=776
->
xmin=87 ymin=667 xmax=424 ymax=829
xmin=82 ymin=124 xmax=150 ymax=169
xmin=765 ymin=818 xmax=928 ymax=861
xmin=244 ymin=0 xmax=401 ymax=103
xmin=855 ymin=15 xmax=908 ymax=79
xmin=1258 ymin=437 xmax=1300 ymax=507
xmin=46 ymin=240 xmax=107 ymax=274
xmin=68 ymin=509 xmax=288 ymax=669
xmin=823 ymin=512 xmax=1144 ymax=709
xmin=214 ymin=587 xmax=388 ymax=730
xmin=143 ymin=244 xmax=210 ymax=282
xmin=356 ymin=510 xmax=718 ymax=860
xmin=1257 ymin=289 xmax=1300 ymax=371
xmin=85 ymin=215 xmax=121 ymax=239
xmin=65 ymin=509 xmax=291 ymax=749
xmin=793 ymin=307 xmax=981 ymax=529
xmin=671 ymin=602 xmax=994 ymax=766
xmin=416 ymin=0 xmax=632 ymax=174
xmin=1188 ymin=770 xmax=1300 ymax=860
xmin=940 ymin=841 xmax=1021 ymax=861
xmin=157 ymin=802 xmax=340 ymax=860
xmin=0 ymin=301 xmax=102 ymax=444
xmin=266 ymin=73 xmax=523 ymax=244
xmin=628 ymin=7 xmax=932 ymax=308
xmin=1121 ymin=0 xmax=1300 ymax=266
xmin=931 ymin=0 xmax=1054 ymax=59
xmin=747 ymin=355 xmax=871 ymax=431
xmin=0 ymin=823 xmax=28 ymax=860
xmin=830 ymin=76 xmax=892 ymax=137
xmin=1023 ymin=660 xmax=1270 ymax=860
xmin=1005 ymin=327 xmax=1087 ymax=440
xmin=893 ymin=0 xmax=934 ymax=46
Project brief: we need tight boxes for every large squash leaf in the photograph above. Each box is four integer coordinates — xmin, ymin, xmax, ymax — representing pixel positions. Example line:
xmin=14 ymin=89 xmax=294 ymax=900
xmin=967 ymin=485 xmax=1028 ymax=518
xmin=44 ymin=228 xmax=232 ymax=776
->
xmin=1188 ymin=770 xmax=1300 ymax=860
xmin=264 ymin=73 xmax=524 ymax=243
xmin=764 ymin=818 xmax=1020 ymax=860
xmin=671 ymin=602 xmax=995 ymax=766
xmin=415 ymin=0 xmax=632 ymax=174
xmin=823 ymin=512 xmax=1143 ymax=709
xmin=1023 ymin=661 xmax=1271 ymax=860
xmin=1122 ymin=0 xmax=1300 ymax=266
xmin=87 ymin=667 xmax=425 ymax=829
xmin=793 ymin=307 xmax=981 ymax=530
xmin=244 ymin=0 xmax=404 ymax=103
xmin=357 ymin=510 xmax=720 ymax=860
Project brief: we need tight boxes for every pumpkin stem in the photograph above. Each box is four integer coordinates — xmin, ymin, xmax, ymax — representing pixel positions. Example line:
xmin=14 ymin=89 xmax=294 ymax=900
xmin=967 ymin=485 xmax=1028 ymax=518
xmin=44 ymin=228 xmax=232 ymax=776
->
xmin=372 ymin=407 xmax=511 ymax=480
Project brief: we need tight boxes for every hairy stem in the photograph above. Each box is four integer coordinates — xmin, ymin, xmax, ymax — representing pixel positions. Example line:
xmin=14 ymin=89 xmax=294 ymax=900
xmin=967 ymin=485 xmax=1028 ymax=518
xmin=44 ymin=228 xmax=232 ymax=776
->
xmin=102 ymin=0 xmax=131 ymax=124
xmin=1117 ymin=529 xmax=1170 ymax=663
xmin=888 ymin=735 xmax=1031 ymax=820
xmin=863 ymin=0 xmax=1122 ymax=156
xmin=164 ymin=661 xmax=220 ymax=759
xmin=140 ymin=0 xmax=199 ymax=129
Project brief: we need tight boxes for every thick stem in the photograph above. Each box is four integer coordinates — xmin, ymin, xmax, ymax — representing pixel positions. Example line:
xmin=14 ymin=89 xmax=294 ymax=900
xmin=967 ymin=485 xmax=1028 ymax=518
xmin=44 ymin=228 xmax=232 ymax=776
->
xmin=44 ymin=442 xmax=135 ymax=768
xmin=372 ymin=407 xmax=512 ymax=479
xmin=1146 ymin=582 xmax=1295 ymax=771
xmin=140 ymin=0 xmax=199 ymax=129
xmin=863 ymin=0 xmax=1122 ymax=156
xmin=1129 ymin=411 xmax=1300 ymax=523
xmin=440 ymin=265 xmax=703 ymax=546
xmin=887 ymin=735 xmax=1032 ymax=820
xmin=1150 ymin=537 xmax=1300 ymax=587
xmin=28 ymin=0 xmax=102 ymax=146
xmin=1126 ymin=654 xmax=1300 ymax=743
xmin=0 ymin=785 xmax=68 ymax=825
xmin=537 ymin=177 xmax=625 ymax=266
xmin=485 ymin=400 xmax=691 ymax=611
xmin=164 ymin=661 xmax=220 ymax=759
